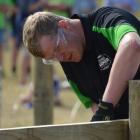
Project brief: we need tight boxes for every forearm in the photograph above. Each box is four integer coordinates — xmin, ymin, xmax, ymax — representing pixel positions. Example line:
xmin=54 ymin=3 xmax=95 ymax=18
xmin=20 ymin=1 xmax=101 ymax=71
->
xmin=102 ymin=32 xmax=140 ymax=106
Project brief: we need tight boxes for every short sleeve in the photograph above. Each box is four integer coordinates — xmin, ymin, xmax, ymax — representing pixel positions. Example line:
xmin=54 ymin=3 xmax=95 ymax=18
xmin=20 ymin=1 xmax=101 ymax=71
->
xmin=92 ymin=24 xmax=137 ymax=50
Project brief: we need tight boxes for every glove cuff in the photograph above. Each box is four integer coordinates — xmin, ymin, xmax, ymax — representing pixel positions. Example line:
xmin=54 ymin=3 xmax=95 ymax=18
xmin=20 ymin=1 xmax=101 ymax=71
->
xmin=98 ymin=101 xmax=114 ymax=111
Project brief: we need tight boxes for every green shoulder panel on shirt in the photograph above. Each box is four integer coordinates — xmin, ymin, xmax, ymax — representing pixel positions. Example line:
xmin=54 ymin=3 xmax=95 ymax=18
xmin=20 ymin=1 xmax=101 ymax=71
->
xmin=68 ymin=80 xmax=93 ymax=108
xmin=92 ymin=24 xmax=137 ymax=50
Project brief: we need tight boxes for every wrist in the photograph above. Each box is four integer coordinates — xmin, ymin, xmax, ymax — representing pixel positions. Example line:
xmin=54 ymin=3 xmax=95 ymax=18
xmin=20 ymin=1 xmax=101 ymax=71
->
xmin=91 ymin=101 xmax=114 ymax=122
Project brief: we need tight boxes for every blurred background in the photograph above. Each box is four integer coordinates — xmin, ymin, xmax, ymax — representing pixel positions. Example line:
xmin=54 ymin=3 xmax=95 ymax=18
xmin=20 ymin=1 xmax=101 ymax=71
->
xmin=0 ymin=0 xmax=140 ymax=128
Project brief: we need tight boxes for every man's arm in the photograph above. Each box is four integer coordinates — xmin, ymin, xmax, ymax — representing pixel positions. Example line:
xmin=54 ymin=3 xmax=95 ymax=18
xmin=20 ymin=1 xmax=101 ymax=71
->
xmin=102 ymin=32 xmax=140 ymax=106
xmin=91 ymin=32 xmax=140 ymax=121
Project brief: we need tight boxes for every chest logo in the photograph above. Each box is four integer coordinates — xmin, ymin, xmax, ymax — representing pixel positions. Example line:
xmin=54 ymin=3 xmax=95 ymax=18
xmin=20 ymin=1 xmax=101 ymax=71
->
xmin=97 ymin=54 xmax=112 ymax=70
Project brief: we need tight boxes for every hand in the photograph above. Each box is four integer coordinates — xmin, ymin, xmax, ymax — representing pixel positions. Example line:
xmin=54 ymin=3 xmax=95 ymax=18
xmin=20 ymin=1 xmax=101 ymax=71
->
xmin=91 ymin=101 xmax=114 ymax=122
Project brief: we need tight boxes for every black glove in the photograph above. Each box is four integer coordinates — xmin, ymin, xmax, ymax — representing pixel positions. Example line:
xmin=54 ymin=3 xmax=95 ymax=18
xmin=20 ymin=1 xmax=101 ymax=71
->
xmin=91 ymin=101 xmax=114 ymax=122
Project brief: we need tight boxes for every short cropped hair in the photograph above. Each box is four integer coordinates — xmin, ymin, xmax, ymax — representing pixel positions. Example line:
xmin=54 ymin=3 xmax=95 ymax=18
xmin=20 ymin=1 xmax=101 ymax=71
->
xmin=23 ymin=11 xmax=65 ymax=57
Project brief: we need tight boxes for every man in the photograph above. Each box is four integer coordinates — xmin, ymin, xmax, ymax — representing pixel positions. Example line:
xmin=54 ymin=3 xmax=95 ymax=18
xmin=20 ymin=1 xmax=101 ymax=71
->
xmin=0 ymin=0 xmax=13 ymax=73
xmin=23 ymin=7 xmax=140 ymax=121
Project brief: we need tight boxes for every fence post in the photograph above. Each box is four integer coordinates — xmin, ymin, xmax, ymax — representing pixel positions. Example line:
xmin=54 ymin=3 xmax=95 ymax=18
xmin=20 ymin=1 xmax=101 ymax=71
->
xmin=33 ymin=57 xmax=53 ymax=125
xmin=0 ymin=68 xmax=2 ymax=127
xmin=129 ymin=80 xmax=140 ymax=140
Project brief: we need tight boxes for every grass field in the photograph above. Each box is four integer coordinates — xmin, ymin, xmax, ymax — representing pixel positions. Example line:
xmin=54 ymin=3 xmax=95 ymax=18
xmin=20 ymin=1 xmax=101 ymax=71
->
xmin=1 ymin=45 xmax=92 ymax=128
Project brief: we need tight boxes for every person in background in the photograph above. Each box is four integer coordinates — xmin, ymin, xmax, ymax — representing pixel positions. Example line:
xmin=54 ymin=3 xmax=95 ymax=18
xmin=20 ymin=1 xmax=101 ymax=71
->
xmin=10 ymin=0 xmax=31 ymax=77
xmin=10 ymin=0 xmax=19 ymax=74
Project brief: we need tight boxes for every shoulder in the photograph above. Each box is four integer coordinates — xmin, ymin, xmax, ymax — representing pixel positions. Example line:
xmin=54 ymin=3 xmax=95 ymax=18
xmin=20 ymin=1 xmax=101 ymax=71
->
xmin=119 ymin=32 xmax=140 ymax=51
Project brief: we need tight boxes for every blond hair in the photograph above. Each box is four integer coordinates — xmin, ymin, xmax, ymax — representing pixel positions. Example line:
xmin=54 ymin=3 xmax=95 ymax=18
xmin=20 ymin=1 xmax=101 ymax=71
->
xmin=23 ymin=11 xmax=65 ymax=57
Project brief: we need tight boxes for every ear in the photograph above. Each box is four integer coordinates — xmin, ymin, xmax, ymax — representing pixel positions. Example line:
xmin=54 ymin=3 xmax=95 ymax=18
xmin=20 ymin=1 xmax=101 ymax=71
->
xmin=58 ymin=20 xmax=70 ymax=30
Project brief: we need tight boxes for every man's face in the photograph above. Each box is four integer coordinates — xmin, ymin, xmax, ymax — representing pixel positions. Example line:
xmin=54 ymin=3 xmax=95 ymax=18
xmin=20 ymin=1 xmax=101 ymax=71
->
xmin=39 ymin=29 xmax=84 ymax=64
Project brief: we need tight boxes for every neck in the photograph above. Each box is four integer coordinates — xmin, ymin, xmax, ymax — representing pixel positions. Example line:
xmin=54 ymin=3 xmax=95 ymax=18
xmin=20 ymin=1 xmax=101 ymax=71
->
xmin=71 ymin=19 xmax=86 ymax=49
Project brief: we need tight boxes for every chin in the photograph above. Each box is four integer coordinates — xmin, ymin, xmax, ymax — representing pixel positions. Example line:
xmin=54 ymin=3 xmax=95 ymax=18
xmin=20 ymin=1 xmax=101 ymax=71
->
xmin=73 ymin=57 xmax=81 ymax=62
